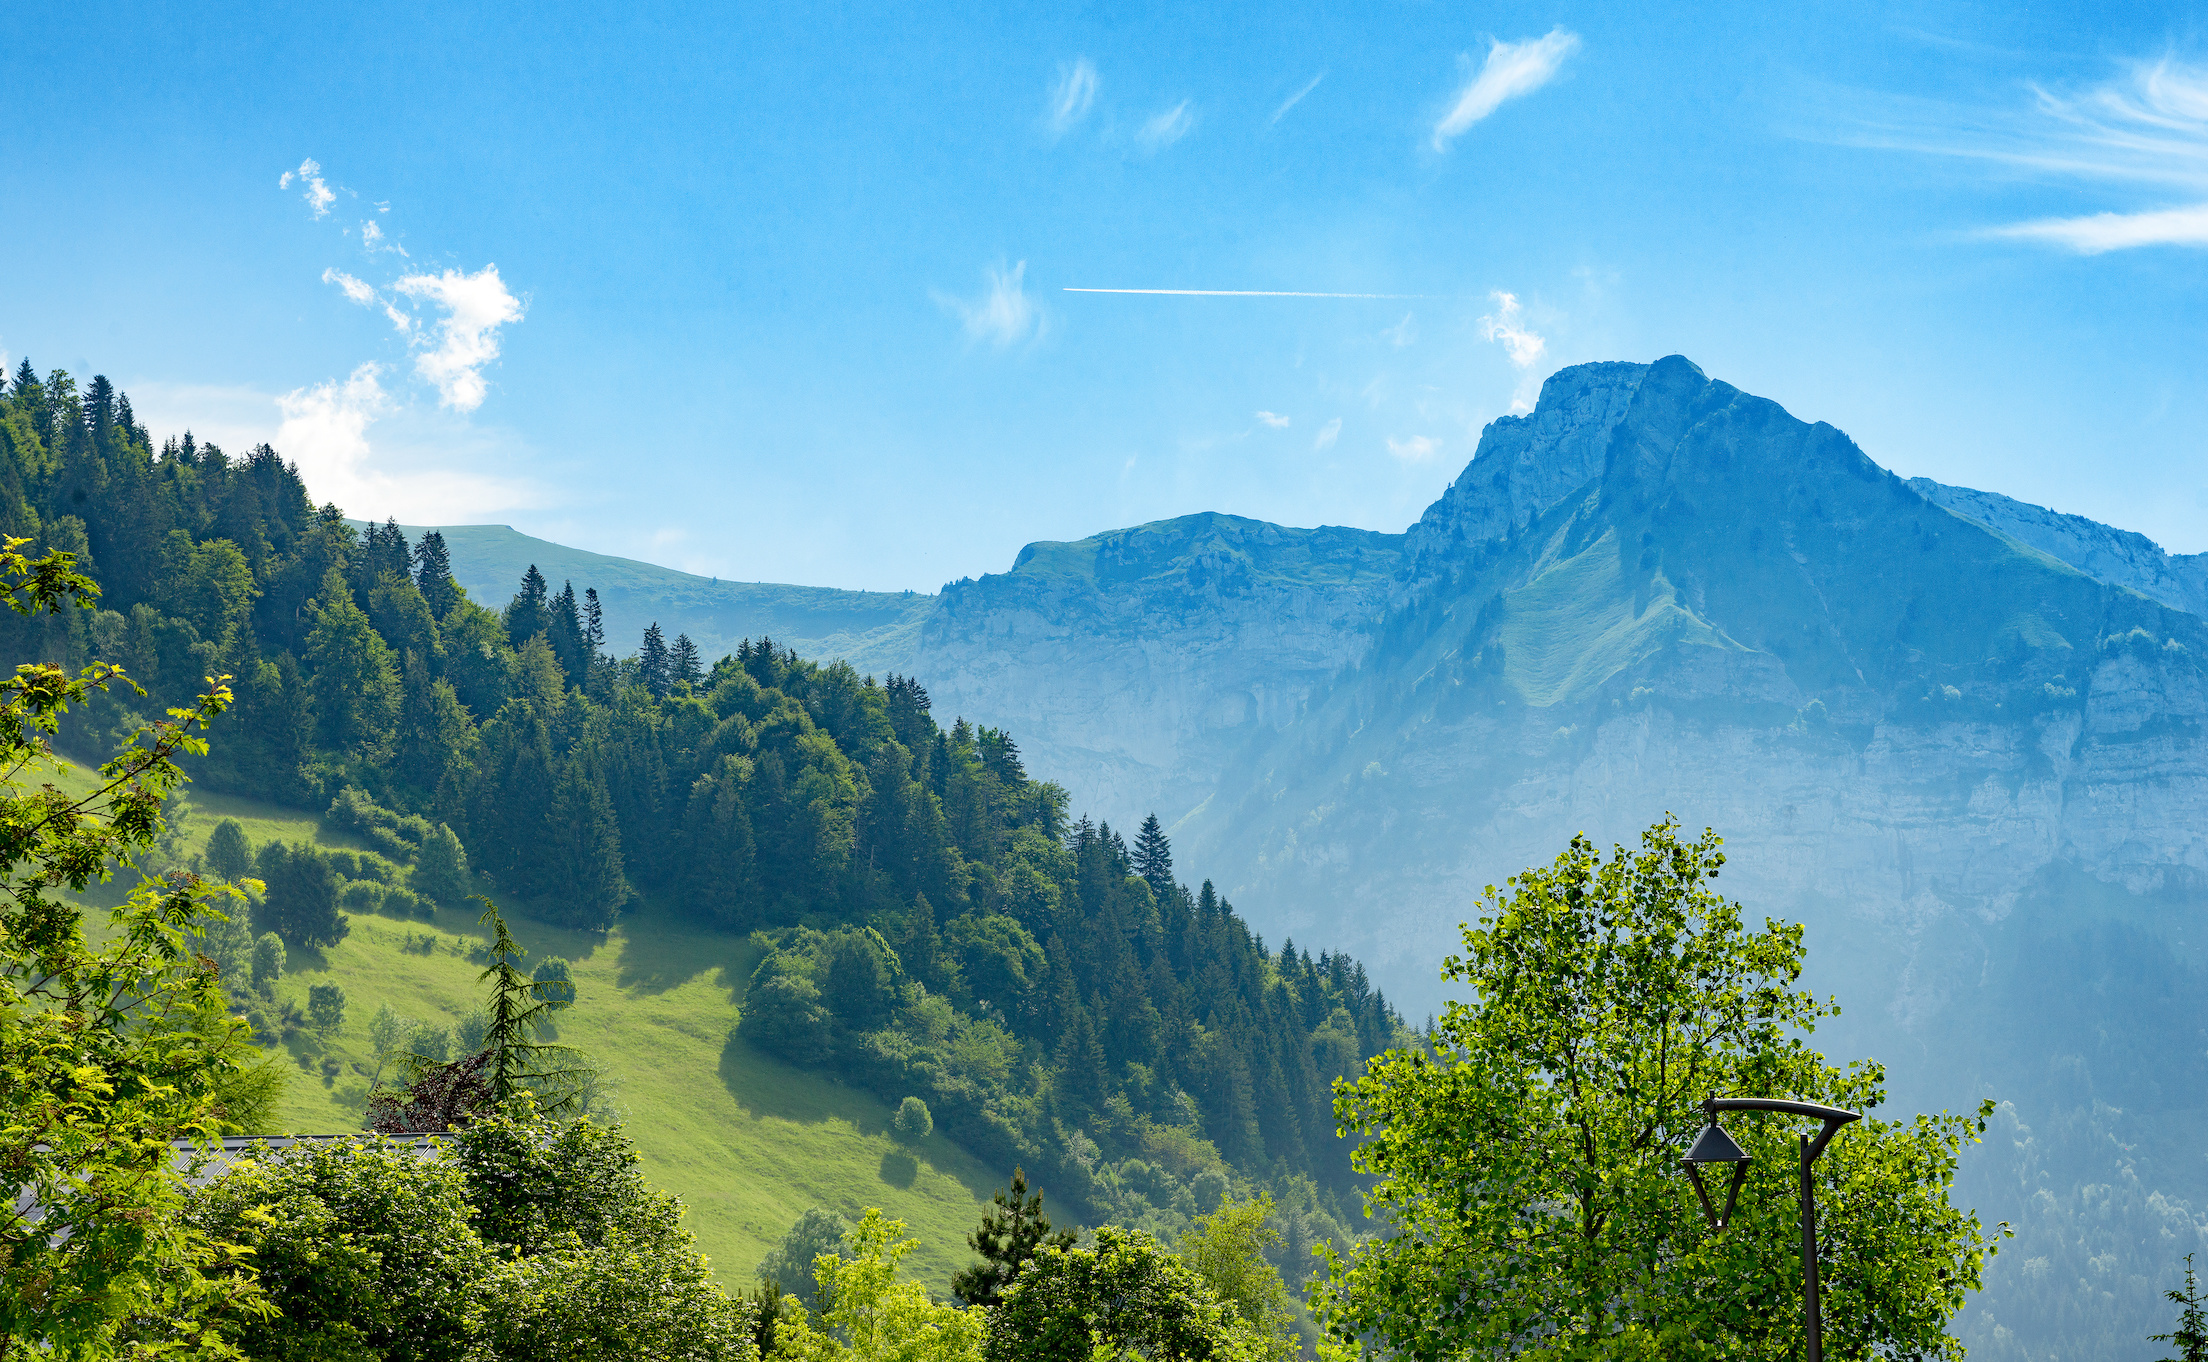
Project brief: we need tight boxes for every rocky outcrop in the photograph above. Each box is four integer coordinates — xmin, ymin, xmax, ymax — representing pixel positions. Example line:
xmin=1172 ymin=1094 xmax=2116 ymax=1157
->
xmin=1909 ymin=477 xmax=2208 ymax=617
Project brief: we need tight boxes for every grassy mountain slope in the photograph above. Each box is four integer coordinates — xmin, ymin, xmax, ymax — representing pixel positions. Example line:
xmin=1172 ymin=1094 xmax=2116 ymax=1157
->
xmin=74 ymin=764 xmax=997 ymax=1291
xmin=368 ymin=522 xmax=933 ymax=674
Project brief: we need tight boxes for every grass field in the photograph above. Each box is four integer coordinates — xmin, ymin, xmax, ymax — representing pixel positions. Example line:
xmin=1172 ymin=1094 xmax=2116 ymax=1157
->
xmin=55 ymin=758 xmax=997 ymax=1291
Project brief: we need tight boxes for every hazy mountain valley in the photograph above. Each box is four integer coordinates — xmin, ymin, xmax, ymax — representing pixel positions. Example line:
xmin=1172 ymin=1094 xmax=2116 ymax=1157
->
xmin=430 ymin=355 xmax=2208 ymax=1359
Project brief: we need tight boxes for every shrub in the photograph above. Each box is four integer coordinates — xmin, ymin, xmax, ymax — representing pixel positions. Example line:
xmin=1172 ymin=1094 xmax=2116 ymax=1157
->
xmin=205 ymin=817 xmax=253 ymax=882
xmin=250 ymin=932 xmax=286 ymax=995
xmin=340 ymin=880 xmax=387 ymax=914
xmin=892 ymin=1096 xmax=933 ymax=1142
xmin=307 ymin=981 xmax=347 ymax=1034
xmin=413 ymin=823 xmax=471 ymax=905
xmin=533 ymin=956 xmax=576 ymax=1009
xmin=382 ymin=885 xmax=430 ymax=919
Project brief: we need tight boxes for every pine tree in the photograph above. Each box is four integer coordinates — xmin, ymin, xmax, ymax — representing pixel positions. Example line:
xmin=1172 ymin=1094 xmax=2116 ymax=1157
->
xmin=474 ymin=897 xmax=588 ymax=1108
xmin=504 ymin=565 xmax=550 ymax=647
xmin=548 ymin=581 xmax=586 ymax=680
xmin=1133 ymin=813 xmax=1174 ymax=898
xmin=412 ymin=530 xmax=459 ymax=618
xmin=639 ymin=623 xmax=670 ymax=697
xmin=669 ymin=633 xmax=702 ymax=688
xmin=2156 ymin=1255 xmax=2208 ymax=1362
xmin=582 ymin=587 xmax=605 ymax=654
xmin=950 ymin=1168 xmax=1075 ymax=1307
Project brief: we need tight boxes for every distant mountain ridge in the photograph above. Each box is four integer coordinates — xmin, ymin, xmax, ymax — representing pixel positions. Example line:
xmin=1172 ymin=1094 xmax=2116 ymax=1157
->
xmin=363 ymin=522 xmax=932 ymax=673
xmin=419 ymin=357 xmax=2208 ymax=1361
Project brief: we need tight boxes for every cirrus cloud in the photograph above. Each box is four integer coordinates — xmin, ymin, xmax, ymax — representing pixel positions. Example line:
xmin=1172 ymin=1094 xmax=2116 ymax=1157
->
xmin=934 ymin=260 xmax=1044 ymax=348
xmin=1433 ymin=28 xmax=1582 ymax=151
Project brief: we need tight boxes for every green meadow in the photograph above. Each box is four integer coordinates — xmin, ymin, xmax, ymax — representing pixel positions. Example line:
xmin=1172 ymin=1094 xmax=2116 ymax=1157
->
xmin=59 ymin=759 xmax=997 ymax=1291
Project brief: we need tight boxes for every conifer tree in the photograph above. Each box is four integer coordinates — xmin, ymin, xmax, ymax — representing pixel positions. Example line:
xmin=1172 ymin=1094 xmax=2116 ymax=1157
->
xmin=412 ymin=530 xmax=460 ymax=617
xmin=1133 ymin=813 xmax=1174 ymax=898
xmin=951 ymin=1167 xmax=1075 ymax=1307
xmin=504 ymin=565 xmax=550 ymax=647
xmin=473 ymin=897 xmax=588 ymax=1108
xmin=582 ymin=587 xmax=605 ymax=654
xmin=670 ymin=632 xmax=702 ymax=688
xmin=639 ymin=622 xmax=670 ymax=697
xmin=548 ymin=581 xmax=586 ymax=679
xmin=2156 ymin=1255 xmax=2208 ymax=1362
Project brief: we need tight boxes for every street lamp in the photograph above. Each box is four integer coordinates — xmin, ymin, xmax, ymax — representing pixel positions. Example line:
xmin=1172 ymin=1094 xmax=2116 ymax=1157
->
xmin=1680 ymin=1096 xmax=1861 ymax=1362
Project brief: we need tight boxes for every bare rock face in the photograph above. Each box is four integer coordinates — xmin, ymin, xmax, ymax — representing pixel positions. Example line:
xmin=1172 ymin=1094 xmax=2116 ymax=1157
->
xmin=915 ymin=513 xmax=1404 ymax=825
xmin=1908 ymin=476 xmax=2208 ymax=618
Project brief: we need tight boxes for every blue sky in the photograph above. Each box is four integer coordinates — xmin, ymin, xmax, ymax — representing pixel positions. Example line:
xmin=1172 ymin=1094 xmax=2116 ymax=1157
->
xmin=3 ymin=0 xmax=2202 ymax=590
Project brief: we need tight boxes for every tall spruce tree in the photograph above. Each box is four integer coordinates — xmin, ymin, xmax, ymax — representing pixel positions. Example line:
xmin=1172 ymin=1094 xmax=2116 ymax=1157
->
xmin=1133 ymin=813 xmax=1174 ymax=898
xmin=669 ymin=632 xmax=702 ymax=688
xmin=582 ymin=587 xmax=605 ymax=655
xmin=504 ymin=565 xmax=550 ymax=647
xmin=951 ymin=1168 xmax=1075 ymax=1307
xmin=639 ymin=622 xmax=670 ymax=697
xmin=412 ymin=530 xmax=460 ymax=617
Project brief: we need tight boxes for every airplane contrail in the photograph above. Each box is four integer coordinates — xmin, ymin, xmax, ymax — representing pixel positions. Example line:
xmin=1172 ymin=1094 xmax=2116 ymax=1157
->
xmin=1063 ymin=288 xmax=1438 ymax=299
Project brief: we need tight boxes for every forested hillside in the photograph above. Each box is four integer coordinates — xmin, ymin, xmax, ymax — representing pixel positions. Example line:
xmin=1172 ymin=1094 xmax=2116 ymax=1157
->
xmin=0 ymin=359 xmax=1404 ymax=1249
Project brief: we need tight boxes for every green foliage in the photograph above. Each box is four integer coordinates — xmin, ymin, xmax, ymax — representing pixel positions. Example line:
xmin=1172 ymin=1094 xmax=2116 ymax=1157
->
xmin=473 ymin=896 xmax=590 ymax=1109
xmin=773 ymin=1209 xmax=984 ymax=1362
xmin=759 ymin=1208 xmax=851 ymax=1310
xmin=1181 ymin=1196 xmax=1299 ymax=1360
xmin=255 ymin=838 xmax=349 ymax=947
xmin=413 ymin=822 xmax=470 ymax=905
xmin=2156 ymin=1256 xmax=2208 ymax=1362
xmin=0 ymin=358 xmax=1411 ymax=1256
xmin=985 ymin=1225 xmax=1262 ymax=1362
xmin=1313 ymin=818 xmax=2005 ymax=1362
xmin=205 ymin=815 xmax=252 ymax=881
xmin=950 ymin=1166 xmax=1073 ymax=1308
xmin=250 ymin=929 xmax=286 ymax=994
xmin=190 ymin=1135 xmax=487 ymax=1361
xmin=532 ymin=953 xmax=577 ymax=1008
xmin=0 ymin=535 xmax=273 ymax=1355
xmin=892 ymin=1095 xmax=933 ymax=1142
xmin=307 ymin=979 xmax=347 ymax=1033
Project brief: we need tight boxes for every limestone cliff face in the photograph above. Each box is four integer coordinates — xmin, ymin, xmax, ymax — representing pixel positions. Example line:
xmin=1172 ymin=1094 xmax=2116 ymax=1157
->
xmin=1909 ymin=477 xmax=2208 ymax=617
xmin=909 ymin=357 xmax=2208 ymax=1152
xmin=913 ymin=513 xmax=1403 ymax=824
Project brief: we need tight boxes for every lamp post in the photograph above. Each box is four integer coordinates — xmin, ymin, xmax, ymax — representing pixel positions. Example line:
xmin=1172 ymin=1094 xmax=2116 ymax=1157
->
xmin=1680 ymin=1096 xmax=1861 ymax=1362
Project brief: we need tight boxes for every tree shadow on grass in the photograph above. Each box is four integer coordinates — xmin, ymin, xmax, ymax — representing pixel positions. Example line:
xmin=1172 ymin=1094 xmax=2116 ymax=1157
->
xmin=615 ymin=895 xmax=755 ymax=998
xmin=879 ymin=1151 xmax=918 ymax=1188
xmin=718 ymin=1032 xmax=846 ymax=1124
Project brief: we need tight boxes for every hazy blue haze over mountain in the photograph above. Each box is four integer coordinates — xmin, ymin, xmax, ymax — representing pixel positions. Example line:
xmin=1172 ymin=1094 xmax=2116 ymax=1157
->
xmin=431 ymin=357 xmax=2208 ymax=1359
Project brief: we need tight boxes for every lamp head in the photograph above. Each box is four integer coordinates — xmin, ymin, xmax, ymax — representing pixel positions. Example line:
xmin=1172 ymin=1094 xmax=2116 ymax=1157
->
xmin=1681 ymin=1110 xmax=1751 ymax=1229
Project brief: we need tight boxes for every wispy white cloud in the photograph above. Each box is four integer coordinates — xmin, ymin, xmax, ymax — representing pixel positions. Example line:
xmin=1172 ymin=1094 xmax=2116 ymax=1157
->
xmin=360 ymin=220 xmax=408 ymax=257
xmin=1313 ymin=417 xmax=1342 ymax=451
xmin=1047 ymin=58 xmax=1099 ymax=136
xmin=1255 ymin=411 xmax=1290 ymax=428
xmin=1139 ymin=100 xmax=1196 ymax=151
xmin=393 ymin=264 xmax=526 ymax=412
xmin=1381 ymin=312 xmax=1418 ymax=348
xmin=1479 ymin=291 xmax=1548 ymax=412
xmin=935 ymin=260 xmax=1044 ymax=348
xmin=321 ymin=267 xmax=378 ymax=306
xmin=1387 ymin=434 xmax=1441 ymax=461
xmin=1991 ymin=202 xmax=2208 ymax=251
xmin=1433 ymin=28 xmax=1582 ymax=151
xmin=1270 ymin=72 xmax=1326 ymax=126
xmin=1843 ymin=55 xmax=2208 ymax=252
xmin=323 ymin=267 xmax=417 ymax=334
xmin=279 ymin=157 xmax=337 ymax=218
